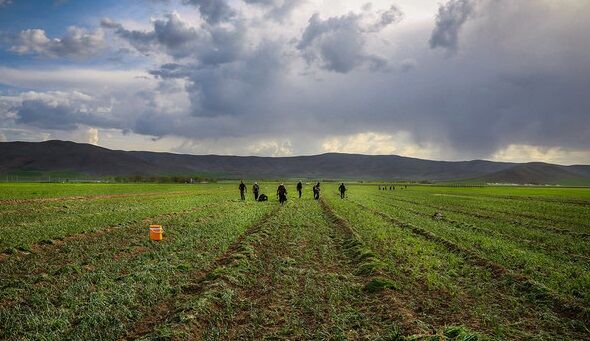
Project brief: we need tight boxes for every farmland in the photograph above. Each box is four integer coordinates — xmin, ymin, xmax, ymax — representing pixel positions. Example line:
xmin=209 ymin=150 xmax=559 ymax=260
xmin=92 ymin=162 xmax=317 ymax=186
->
xmin=0 ymin=183 xmax=589 ymax=340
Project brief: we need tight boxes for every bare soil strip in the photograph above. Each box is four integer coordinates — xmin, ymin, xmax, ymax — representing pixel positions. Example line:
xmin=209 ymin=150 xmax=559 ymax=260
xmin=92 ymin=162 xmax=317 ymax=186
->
xmin=354 ymin=200 xmax=590 ymax=323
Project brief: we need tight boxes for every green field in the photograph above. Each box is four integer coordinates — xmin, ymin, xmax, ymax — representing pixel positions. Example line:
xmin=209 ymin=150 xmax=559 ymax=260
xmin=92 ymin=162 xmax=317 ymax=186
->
xmin=1 ymin=183 xmax=589 ymax=340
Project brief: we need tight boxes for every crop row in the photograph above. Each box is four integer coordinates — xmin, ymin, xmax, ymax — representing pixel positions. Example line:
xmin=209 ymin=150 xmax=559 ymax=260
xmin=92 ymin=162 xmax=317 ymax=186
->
xmin=0 ymin=190 xmax=237 ymax=251
xmin=372 ymin=192 xmax=590 ymax=263
xmin=398 ymin=188 xmax=589 ymax=231
xmin=322 ymin=188 xmax=588 ymax=340
xmin=352 ymin=190 xmax=590 ymax=308
xmin=0 ymin=199 xmax=273 ymax=340
xmin=0 ymin=183 xmax=212 ymax=200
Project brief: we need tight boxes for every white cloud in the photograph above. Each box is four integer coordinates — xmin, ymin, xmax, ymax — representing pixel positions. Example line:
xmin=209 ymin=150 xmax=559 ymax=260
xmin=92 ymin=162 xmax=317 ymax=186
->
xmin=320 ymin=132 xmax=444 ymax=160
xmin=296 ymin=5 xmax=402 ymax=73
xmin=0 ymin=67 xmax=152 ymax=91
xmin=491 ymin=144 xmax=590 ymax=166
xmin=10 ymin=26 xmax=105 ymax=58
xmin=83 ymin=127 xmax=99 ymax=145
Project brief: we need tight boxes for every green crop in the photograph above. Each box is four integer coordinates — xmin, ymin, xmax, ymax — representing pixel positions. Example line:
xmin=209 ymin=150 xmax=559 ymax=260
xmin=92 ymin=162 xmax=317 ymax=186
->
xmin=0 ymin=182 xmax=588 ymax=340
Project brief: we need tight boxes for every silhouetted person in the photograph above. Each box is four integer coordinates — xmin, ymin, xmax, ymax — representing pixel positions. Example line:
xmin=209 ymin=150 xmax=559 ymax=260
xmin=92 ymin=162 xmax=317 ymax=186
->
xmin=338 ymin=183 xmax=346 ymax=199
xmin=296 ymin=181 xmax=303 ymax=198
xmin=252 ymin=182 xmax=260 ymax=201
xmin=277 ymin=183 xmax=288 ymax=205
xmin=239 ymin=180 xmax=246 ymax=200
xmin=313 ymin=182 xmax=320 ymax=200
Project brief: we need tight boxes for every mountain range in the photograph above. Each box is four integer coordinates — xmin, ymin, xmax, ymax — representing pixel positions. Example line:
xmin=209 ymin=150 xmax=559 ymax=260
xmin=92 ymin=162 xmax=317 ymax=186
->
xmin=1 ymin=140 xmax=589 ymax=184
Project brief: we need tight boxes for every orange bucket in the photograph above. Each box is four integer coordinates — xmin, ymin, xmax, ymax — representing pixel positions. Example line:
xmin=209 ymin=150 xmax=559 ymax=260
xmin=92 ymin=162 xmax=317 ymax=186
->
xmin=149 ymin=225 xmax=163 ymax=241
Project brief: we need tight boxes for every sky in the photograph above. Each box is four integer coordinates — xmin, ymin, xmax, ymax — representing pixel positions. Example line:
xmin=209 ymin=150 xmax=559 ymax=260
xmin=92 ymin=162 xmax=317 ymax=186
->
xmin=0 ymin=0 xmax=589 ymax=165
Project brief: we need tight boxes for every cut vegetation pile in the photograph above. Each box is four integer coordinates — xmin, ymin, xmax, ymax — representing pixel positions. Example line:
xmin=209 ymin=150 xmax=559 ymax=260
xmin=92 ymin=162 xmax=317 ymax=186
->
xmin=0 ymin=182 xmax=588 ymax=339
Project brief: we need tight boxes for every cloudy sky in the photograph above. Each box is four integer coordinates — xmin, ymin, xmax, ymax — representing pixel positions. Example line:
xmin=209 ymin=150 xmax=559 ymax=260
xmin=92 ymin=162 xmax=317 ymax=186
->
xmin=0 ymin=0 xmax=589 ymax=164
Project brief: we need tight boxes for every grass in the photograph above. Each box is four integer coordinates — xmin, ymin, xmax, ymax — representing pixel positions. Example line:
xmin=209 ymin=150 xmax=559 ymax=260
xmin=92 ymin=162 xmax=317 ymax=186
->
xmin=0 ymin=182 xmax=588 ymax=339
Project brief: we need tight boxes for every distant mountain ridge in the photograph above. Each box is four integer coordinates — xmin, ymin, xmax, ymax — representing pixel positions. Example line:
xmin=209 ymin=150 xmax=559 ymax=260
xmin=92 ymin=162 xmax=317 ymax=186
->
xmin=0 ymin=140 xmax=588 ymax=184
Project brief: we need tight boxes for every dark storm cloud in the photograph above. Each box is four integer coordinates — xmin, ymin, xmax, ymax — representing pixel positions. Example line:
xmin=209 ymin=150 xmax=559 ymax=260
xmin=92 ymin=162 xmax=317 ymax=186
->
xmin=102 ymin=14 xmax=199 ymax=58
xmin=102 ymin=13 xmax=244 ymax=62
xmin=243 ymin=0 xmax=304 ymax=21
xmin=4 ymin=0 xmax=590 ymax=161
xmin=101 ymin=1 xmax=590 ymax=158
xmin=368 ymin=4 xmax=404 ymax=32
xmin=148 ymin=39 xmax=286 ymax=121
xmin=429 ymin=0 xmax=476 ymax=53
xmin=181 ymin=0 xmax=235 ymax=24
xmin=15 ymin=96 xmax=119 ymax=130
xmin=297 ymin=6 xmax=402 ymax=73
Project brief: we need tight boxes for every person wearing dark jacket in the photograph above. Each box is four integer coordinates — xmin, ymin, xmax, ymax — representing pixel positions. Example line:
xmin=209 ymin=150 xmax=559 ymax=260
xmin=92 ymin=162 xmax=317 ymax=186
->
xmin=252 ymin=182 xmax=260 ymax=201
xmin=313 ymin=182 xmax=320 ymax=200
xmin=277 ymin=183 xmax=288 ymax=204
xmin=239 ymin=180 xmax=246 ymax=200
xmin=338 ymin=183 xmax=346 ymax=199
xmin=296 ymin=181 xmax=303 ymax=198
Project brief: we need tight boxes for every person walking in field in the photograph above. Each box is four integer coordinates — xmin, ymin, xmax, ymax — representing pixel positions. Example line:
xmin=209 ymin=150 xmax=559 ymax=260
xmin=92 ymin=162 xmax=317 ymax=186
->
xmin=252 ymin=182 xmax=260 ymax=201
xmin=296 ymin=181 xmax=303 ymax=198
xmin=338 ymin=182 xmax=346 ymax=199
xmin=313 ymin=182 xmax=320 ymax=200
xmin=277 ymin=183 xmax=288 ymax=205
xmin=239 ymin=180 xmax=247 ymax=200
